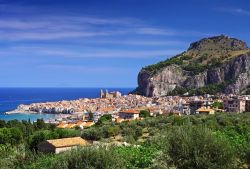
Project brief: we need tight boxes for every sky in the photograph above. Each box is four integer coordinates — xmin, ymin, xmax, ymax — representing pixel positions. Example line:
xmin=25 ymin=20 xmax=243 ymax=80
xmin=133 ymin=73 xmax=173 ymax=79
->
xmin=0 ymin=0 xmax=250 ymax=88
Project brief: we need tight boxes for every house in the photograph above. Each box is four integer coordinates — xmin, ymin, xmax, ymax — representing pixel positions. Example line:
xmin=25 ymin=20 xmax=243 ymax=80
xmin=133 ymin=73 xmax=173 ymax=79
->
xmin=76 ymin=121 xmax=86 ymax=129
xmin=196 ymin=107 xmax=215 ymax=115
xmin=37 ymin=137 xmax=88 ymax=154
xmin=223 ymin=98 xmax=246 ymax=113
xmin=118 ymin=109 xmax=139 ymax=120
xmin=66 ymin=123 xmax=76 ymax=129
xmin=180 ymin=103 xmax=191 ymax=115
xmin=57 ymin=122 xmax=68 ymax=128
xmin=83 ymin=121 xmax=94 ymax=128
xmin=189 ymin=100 xmax=212 ymax=114
xmin=148 ymin=107 xmax=163 ymax=117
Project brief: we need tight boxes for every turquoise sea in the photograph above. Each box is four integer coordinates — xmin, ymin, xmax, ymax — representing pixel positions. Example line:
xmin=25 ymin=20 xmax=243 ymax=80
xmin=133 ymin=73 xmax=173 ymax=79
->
xmin=0 ymin=88 xmax=132 ymax=121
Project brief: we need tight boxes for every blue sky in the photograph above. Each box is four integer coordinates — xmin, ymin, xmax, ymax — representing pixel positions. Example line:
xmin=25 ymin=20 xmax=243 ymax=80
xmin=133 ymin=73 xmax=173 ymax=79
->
xmin=0 ymin=0 xmax=250 ymax=88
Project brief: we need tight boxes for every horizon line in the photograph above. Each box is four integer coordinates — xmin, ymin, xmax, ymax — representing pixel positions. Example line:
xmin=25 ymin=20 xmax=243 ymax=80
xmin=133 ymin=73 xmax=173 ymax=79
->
xmin=0 ymin=86 xmax=135 ymax=89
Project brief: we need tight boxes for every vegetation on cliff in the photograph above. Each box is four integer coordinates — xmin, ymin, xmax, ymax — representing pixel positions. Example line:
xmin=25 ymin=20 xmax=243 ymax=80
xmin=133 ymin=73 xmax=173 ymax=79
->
xmin=143 ymin=35 xmax=250 ymax=75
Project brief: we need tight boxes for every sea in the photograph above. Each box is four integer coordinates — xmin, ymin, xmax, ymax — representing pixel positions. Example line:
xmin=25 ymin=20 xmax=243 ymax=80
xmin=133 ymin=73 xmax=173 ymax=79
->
xmin=0 ymin=88 xmax=133 ymax=121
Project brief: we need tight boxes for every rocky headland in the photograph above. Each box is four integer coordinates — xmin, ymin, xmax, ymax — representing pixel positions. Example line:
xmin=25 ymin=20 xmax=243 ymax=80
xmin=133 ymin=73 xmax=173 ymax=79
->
xmin=133 ymin=35 xmax=250 ymax=97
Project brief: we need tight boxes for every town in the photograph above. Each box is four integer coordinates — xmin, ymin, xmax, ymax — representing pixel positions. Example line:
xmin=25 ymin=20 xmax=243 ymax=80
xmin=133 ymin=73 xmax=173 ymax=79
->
xmin=12 ymin=89 xmax=250 ymax=129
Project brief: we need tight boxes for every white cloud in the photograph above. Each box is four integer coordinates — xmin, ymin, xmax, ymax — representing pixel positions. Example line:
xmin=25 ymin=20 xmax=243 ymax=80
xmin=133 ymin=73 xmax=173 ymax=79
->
xmin=135 ymin=27 xmax=174 ymax=35
xmin=0 ymin=45 xmax=182 ymax=58
xmin=38 ymin=64 xmax=131 ymax=74
xmin=216 ymin=7 xmax=250 ymax=16
xmin=0 ymin=7 xmax=212 ymax=41
xmin=0 ymin=30 xmax=112 ymax=41
xmin=85 ymin=39 xmax=186 ymax=46
xmin=0 ymin=3 xmax=211 ymax=61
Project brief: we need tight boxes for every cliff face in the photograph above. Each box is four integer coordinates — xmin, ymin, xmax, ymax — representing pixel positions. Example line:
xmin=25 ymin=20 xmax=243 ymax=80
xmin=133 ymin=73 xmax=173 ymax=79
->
xmin=134 ymin=35 xmax=250 ymax=97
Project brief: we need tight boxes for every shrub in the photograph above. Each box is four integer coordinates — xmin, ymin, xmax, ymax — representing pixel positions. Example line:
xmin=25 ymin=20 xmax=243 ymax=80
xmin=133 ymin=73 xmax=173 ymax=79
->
xmin=155 ymin=126 xmax=236 ymax=169
xmin=0 ymin=128 xmax=23 ymax=145
xmin=29 ymin=146 xmax=126 ymax=169
xmin=82 ymin=127 xmax=103 ymax=140
xmin=140 ymin=110 xmax=150 ymax=118
xmin=96 ymin=114 xmax=112 ymax=125
xmin=115 ymin=146 xmax=158 ymax=168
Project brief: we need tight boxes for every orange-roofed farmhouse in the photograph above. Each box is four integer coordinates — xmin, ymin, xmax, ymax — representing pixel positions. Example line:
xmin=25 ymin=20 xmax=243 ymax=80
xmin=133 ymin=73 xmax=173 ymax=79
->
xmin=118 ymin=109 xmax=139 ymax=120
xmin=196 ymin=107 xmax=215 ymax=115
xmin=37 ymin=137 xmax=88 ymax=154
xmin=83 ymin=121 xmax=94 ymax=128
xmin=148 ymin=107 xmax=163 ymax=117
xmin=57 ymin=122 xmax=68 ymax=128
xmin=76 ymin=121 xmax=86 ymax=129
xmin=66 ymin=123 xmax=76 ymax=129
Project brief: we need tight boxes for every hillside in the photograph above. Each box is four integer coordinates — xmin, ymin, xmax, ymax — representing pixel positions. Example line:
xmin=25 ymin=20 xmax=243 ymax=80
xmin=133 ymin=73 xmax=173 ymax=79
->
xmin=1 ymin=113 xmax=250 ymax=169
xmin=133 ymin=35 xmax=250 ymax=96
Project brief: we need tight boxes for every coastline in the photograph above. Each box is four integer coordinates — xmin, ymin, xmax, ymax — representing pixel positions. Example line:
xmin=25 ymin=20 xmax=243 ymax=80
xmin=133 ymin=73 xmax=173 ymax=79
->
xmin=0 ymin=88 xmax=133 ymax=121
xmin=5 ymin=110 xmax=38 ymax=115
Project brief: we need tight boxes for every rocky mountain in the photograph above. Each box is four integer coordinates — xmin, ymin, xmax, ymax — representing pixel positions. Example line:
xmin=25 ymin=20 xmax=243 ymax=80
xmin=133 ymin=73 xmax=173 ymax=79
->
xmin=133 ymin=35 xmax=250 ymax=97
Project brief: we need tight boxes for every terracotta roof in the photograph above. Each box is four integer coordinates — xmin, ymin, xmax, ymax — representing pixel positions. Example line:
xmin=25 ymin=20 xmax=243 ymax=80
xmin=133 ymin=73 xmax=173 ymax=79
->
xmin=57 ymin=123 xmax=68 ymax=128
xmin=76 ymin=121 xmax=85 ymax=126
xmin=66 ymin=123 xmax=76 ymax=128
xmin=120 ymin=109 xmax=139 ymax=114
xmin=196 ymin=108 xmax=214 ymax=112
xmin=47 ymin=137 xmax=88 ymax=148
xmin=84 ymin=122 xmax=94 ymax=127
xmin=99 ymin=107 xmax=114 ymax=111
xmin=148 ymin=107 xmax=160 ymax=111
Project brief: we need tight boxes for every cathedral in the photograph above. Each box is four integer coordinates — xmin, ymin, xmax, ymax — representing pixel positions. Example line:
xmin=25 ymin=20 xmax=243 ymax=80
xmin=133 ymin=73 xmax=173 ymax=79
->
xmin=100 ymin=89 xmax=122 ymax=98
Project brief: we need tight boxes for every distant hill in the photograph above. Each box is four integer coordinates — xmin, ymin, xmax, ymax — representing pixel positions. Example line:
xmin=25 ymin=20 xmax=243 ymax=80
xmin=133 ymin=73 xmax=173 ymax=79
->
xmin=133 ymin=35 xmax=250 ymax=96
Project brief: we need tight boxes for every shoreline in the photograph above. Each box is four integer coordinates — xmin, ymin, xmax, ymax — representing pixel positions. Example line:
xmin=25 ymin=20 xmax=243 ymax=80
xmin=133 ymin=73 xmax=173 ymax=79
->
xmin=1 ymin=110 xmax=71 ymax=122
xmin=4 ymin=109 xmax=72 ymax=118
xmin=5 ymin=110 xmax=39 ymax=115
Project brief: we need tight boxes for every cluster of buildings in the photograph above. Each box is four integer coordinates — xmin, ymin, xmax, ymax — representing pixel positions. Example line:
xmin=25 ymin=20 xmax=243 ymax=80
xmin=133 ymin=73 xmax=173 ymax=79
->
xmin=13 ymin=90 xmax=250 ymax=128
xmin=223 ymin=95 xmax=250 ymax=113
xmin=34 ymin=93 xmax=250 ymax=154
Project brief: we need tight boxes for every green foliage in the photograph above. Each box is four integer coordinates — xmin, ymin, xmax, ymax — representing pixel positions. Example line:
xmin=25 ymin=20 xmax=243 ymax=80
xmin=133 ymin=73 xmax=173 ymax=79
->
xmin=189 ymin=83 xmax=226 ymax=95
xmin=0 ymin=128 xmax=23 ymax=145
xmin=143 ymin=49 xmax=225 ymax=76
xmin=106 ymin=125 xmax=120 ymax=137
xmin=139 ymin=110 xmax=150 ymax=118
xmin=212 ymin=101 xmax=223 ymax=109
xmin=0 ymin=120 xmax=6 ymax=128
xmin=28 ymin=146 xmax=126 ymax=169
xmin=35 ymin=119 xmax=47 ymax=130
xmin=157 ymin=126 xmax=236 ymax=169
xmin=96 ymin=114 xmax=112 ymax=125
xmin=141 ymin=36 xmax=250 ymax=78
xmin=88 ymin=111 xmax=94 ymax=121
xmin=169 ymin=83 xmax=226 ymax=96
xmin=245 ymin=143 xmax=250 ymax=168
xmin=121 ymin=123 xmax=143 ymax=143
xmin=82 ymin=127 xmax=103 ymax=140
xmin=182 ymin=58 xmax=223 ymax=75
xmin=183 ymin=63 xmax=207 ymax=75
xmin=115 ymin=146 xmax=158 ymax=169
xmin=209 ymin=58 xmax=223 ymax=67
xmin=168 ymin=87 xmax=189 ymax=95
xmin=143 ymin=56 xmax=185 ymax=75
xmin=2 ymin=113 xmax=250 ymax=168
